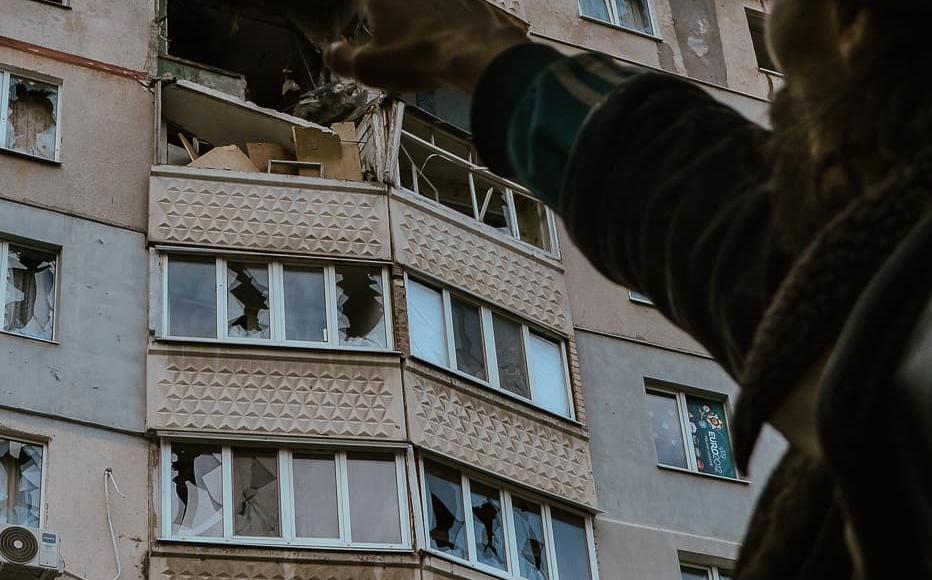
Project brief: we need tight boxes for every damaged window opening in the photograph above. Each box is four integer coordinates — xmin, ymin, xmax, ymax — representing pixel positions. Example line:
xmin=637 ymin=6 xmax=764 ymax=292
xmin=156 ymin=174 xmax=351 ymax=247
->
xmin=0 ymin=71 xmax=60 ymax=162
xmin=0 ymin=241 xmax=57 ymax=341
xmin=163 ymin=254 xmax=391 ymax=350
xmin=398 ymin=113 xmax=558 ymax=256
xmin=0 ymin=438 xmax=43 ymax=527
xmin=407 ymin=277 xmax=574 ymax=419
xmin=421 ymin=460 xmax=598 ymax=580
xmin=163 ymin=441 xmax=409 ymax=548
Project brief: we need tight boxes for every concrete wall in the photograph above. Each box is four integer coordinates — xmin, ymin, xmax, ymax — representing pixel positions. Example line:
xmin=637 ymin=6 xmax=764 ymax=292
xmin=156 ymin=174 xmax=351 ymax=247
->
xmin=0 ymin=198 xmax=148 ymax=432
xmin=0 ymin=408 xmax=149 ymax=580
xmin=0 ymin=46 xmax=154 ymax=231
xmin=0 ymin=0 xmax=155 ymax=71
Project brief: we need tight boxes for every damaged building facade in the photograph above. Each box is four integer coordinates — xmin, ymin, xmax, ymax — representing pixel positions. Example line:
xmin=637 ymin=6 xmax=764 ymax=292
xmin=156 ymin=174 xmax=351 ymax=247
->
xmin=0 ymin=1 xmax=783 ymax=580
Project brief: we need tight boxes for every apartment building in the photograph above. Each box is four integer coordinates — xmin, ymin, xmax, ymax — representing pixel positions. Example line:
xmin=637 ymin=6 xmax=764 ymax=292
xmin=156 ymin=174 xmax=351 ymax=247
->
xmin=0 ymin=1 xmax=783 ymax=580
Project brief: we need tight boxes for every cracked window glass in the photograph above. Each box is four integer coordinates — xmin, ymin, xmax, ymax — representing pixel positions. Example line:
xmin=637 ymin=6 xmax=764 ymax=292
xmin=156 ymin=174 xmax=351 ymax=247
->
xmin=232 ymin=448 xmax=280 ymax=537
xmin=283 ymin=265 xmax=327 ymax=342
xmin=408 ymin=280 xmax=448 ymax=366
xmin=347 ymin=453 xmax=402 ymax=544
xmin=451 ymin=298 xmax=486 ymax=381
xmin=514 ymin=194 xmax=551 ymax=252
xmin=293 ymin=453 xmax=339 ymax=539
xmin=0 ymin=439 xmax=43 ymax=527
xmin=474 ymin=175 xmax=512 ymax=236
xmin=425 ymin=462 xmax=467 ymax=559
xmin=6 ymin=75 xmax=58 ymax=161
xmin=529 ymin=333 xmax=570 ymax=417
xmin=647 ymin=392 xmax=688 ymax=469
xmin=168 ymin=256 xmax=216 ymax=338
xmin=552 ymin=508 xmax=592 ymax=580
xmin=335 ymin=265 xmax=387 ymax=348
xmin=492 ymin=314 xmax=530 ymax=399
xmin=170 ymin=443 xmax=223 ymax=537
xmin=227 ymin=262 xmax=271 ymax=339
xmin=512 ymin=497 xmax=548 ymax=580
xmin=470 ymin=481 xmax=507 ymax=572
xmin=4 ymin=244 xmax=56 ymax=340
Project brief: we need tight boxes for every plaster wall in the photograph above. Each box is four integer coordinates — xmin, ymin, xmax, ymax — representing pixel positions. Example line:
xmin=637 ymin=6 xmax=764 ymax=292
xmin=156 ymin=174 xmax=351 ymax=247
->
xmin=0 ymin=0 xmax=155 ymax=72
xmin=0 ymin=198 xmax=147 ymax=432
xmin=0 ymin=46 xmax=153 ymax=231
xmin=0 ymin=408 xmax=149 ymax=580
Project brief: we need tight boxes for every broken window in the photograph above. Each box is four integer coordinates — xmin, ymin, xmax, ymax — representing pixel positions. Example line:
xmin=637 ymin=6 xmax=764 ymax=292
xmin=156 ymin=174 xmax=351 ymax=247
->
xmin=232 ymin=448 xmax=281 ymax=537
xmin=424 ymin=462 xmax=467 ymax=559
xmin=2 ymin=242 xmax=56 ymax=341
xmin=0 ymin=438 xmax=43 ymax=527
xmin=512 ymin=497 xmax=549 ymax=580
xmin=398 ymin=112 xmax=556 ymax=255
xmin=335 ymin=265 xmax=388 ymax=348
xmin=165 ymin=441 xmax=409 ymax=548
xmin=492 ymin=314 xmax=530 ymax=399
xmin=226 ymin=262 xmax=271 ymax=339
xmin=407 ymin=279 xmax=448 ymax=367
xmin=170 ymin=443 xmax=223 ymax=537
xmin=163 ymin=255 xmax=391 ymax=349
xmin=451 ymin=298 xmax=486 ymax=381
xmin=552 ymin=509 xmax=593 ymax=580
xmin=470 ymin=481 xmax=507 ymax=572
xmin=293 ymin=453 xmax=339 ymax=539
xmin=167 ymin=255 xmax=217 ymax=339
xmin=346 ymin=453 xmax=402 ymax=545
xmin=1 ymin=72 xmax=60 ymax=161
xmin=580 ymin=0 xmax=653 ymax=34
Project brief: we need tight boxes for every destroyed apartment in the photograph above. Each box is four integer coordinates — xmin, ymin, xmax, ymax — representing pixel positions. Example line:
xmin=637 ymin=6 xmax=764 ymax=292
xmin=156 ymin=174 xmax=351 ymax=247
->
xmin=0 ymin=1 xmax=784 ymax=580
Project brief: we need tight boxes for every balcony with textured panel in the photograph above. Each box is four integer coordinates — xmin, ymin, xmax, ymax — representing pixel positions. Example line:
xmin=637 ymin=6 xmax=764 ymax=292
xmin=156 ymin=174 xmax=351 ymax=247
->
xmin=150 ymin=552 xmax=419 ymax=580
xmin=149 ymin=166 xmax=391 ymax=260
xmin=390 ymin=190 xmax=572 ymax=335
xmin=147 ymin=344 xmax=406 ymax=440
xmin=404 ymin=361 xmax=597 ymax=508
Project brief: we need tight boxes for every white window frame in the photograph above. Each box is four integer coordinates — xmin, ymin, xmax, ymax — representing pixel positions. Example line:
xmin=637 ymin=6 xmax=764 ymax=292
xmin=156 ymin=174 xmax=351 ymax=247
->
xmin=406 ymin=274 xmax=576 ymax=420
xmin=0 ymin=435 xmax=48 ymax=528
xmin=159 ymin=252 xmax=394 ymax=352
xmin=0 ymin=239 xmax=60 ymax=343
xmin=0 ymin=67 xmax=63 ymax=162
xmin=397 ymin=125 xmax=560 ymax=258
xmin=578 ymin=0 xmax=657 ymax=36
xmin=682 ymin=563 xmax=734 ymax=580
xmin=646 ymin=386 xmax=739 ymax=480
xmin=418 ymin=458 xmax=600 ymax=580
xmin=628 ymin=290 xmax=653 ymax=306
xmin=160 ymin=439 xmax=412 ymax=550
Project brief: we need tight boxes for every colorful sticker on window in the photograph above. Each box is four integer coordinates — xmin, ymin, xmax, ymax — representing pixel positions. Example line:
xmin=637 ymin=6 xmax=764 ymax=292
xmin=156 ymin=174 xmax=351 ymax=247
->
xmin=686 ymin=397 xmax=736 ymax=479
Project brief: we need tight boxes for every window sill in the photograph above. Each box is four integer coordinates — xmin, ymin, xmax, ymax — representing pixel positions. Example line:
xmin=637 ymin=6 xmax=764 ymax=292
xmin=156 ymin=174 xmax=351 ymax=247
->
xmin=27 ymin=0 xmax=72 ymax=8
xmin=158 ymin=537 xmax=413 ymax=553
xmin=423 ymin=548 xmax=515 ymax=580
xmin=579 ymin=14 xmax=662 ymax=42
xmin=0 ymin=329 xmax=58 ymax=345
xmin=658 ymin=464 xmax=749 ymax=485
xmin=409 ymin=355 xmax=583 ymax=427
xmin=0 ymin=146 xmax=61 ymax=166
xmin=155 ymin=336 xmax=401 ymax=357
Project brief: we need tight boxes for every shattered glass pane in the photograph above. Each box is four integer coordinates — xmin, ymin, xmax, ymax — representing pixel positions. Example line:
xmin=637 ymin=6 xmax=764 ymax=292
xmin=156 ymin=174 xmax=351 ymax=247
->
xmin=492 ymin=314 xmax=530 ymax=399
xmin=399 ymin=134 xmax=475 ymax=218
xmin=407 ymin=280 xmax=448 ymax=367
xmin=4 ymin=245 xmax=56 ymax=340
xmin=0 ymin=439 xmax=43 ymax=527
xmin=232 ymin=448 xmax=281 ymax=537
xmin=474 ymin=175 xmax=512 ymax=236
xmin=283 ymin=266 xmax=327 ymax=342
xmin=335 ymin=266 xmax=387 ymax=348
xmin=227 ymin=262 xmax=271 ymax=339
xmin=512 ymin=497 xmax=548 ymax=580
xmin=451 ymin=298 xmax=486 ymax=381
xmin=514 ymin=194 xmax=551 ymax=252
xmin=470 ymin=481 xmax=507 ymax=572
xmin=170 ymin=444 xmax=223 ymax=537
xmin=425 ymin=462 xmax=467 ymax=559
xmin=168 ymin=256 xmax=216 ymax=338
xmin=293 ymin=453 xmax=339 ymax=539
xmin=552 ymin=509 xmax=592 ymax=580
xmin=646 ymin=392 xmax=688 ymax=469
xmin=6 ymin=75 xmax=59 ymax=161
xmin=347 ymin=453 xmax=402 ymax=544
xmin=528 ymin=333 xmax=570 ymax=417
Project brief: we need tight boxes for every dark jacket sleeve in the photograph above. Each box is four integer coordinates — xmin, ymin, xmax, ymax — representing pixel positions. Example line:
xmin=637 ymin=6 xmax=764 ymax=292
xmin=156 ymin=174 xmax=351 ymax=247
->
xmin=472 ymin=44 xmax=788 ymax=377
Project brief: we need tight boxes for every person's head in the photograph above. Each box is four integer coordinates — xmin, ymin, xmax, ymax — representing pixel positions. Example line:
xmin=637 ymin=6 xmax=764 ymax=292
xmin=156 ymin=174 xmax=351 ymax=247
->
xmin=763 ymin=0 xmax=932 ymax=253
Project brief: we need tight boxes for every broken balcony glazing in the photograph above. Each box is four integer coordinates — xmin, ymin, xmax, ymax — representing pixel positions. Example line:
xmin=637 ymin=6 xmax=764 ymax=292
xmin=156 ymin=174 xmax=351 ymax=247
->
xmin=334 ymin=265 xmax=388 ymax=348
xmin=425 ymin=462 xmax=468 ymax=559
xmin=3 ymin=74 xmax=59 ymax=161
xmin=232 ymin=448 xmax=281 ymax=537
xmin=170 ymin=443 xmax=224 ymax=537
xmin=471 ymin=481 xmax=507 ymax=572
xmin=0 ymin=439 xmax=43 ymax=527
xmin=512 ymin=497 xmax=549 ymax=580
xmin=226 ymin=262 xmax=271 ymax=339
xmin=4 ymin=244 xmax=56 ymax=341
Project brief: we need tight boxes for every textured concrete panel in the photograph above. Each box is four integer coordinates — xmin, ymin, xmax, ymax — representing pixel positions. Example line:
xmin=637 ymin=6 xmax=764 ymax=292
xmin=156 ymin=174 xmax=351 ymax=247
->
xmin=150 ymin=555 xmax=418 ymax=580
xmin=150 ymin=167 xmax=391 ymax=259
xmin=405 ymin=364 xmax=596 ymax=507
xmin=148 ymin=345 xmax=405 ymax=440
xmin=391 ymin=192 xmax=572 ymax=334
